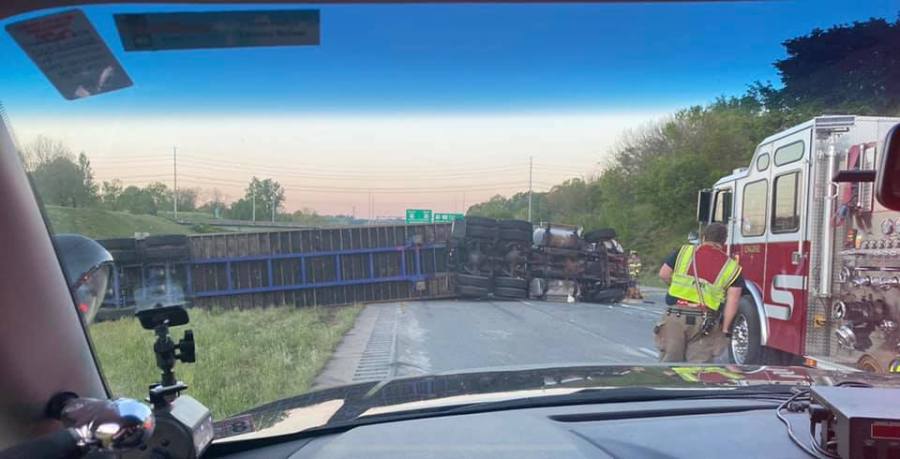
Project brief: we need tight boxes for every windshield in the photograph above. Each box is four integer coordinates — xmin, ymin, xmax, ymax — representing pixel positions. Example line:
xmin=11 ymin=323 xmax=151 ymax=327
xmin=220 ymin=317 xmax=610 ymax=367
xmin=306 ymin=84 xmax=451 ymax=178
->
xmin=3 ymin=0 xmax=899 ymax=439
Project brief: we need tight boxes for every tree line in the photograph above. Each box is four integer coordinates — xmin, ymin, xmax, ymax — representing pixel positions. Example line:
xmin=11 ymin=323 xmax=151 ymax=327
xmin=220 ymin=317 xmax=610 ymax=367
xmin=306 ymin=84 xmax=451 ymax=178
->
xmin=20 ymin=136 xmax=291 ymax=220
xmin=20 ymin=138 xmax=358 ymax=225
xmin=468 ymin=16 xmax=900 ymax=274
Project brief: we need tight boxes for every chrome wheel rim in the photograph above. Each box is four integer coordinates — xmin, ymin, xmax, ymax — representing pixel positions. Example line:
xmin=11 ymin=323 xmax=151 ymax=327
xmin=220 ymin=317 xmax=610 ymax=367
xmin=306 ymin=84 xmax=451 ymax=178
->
xmin=731 ymin=314 xmax=750 ymax=364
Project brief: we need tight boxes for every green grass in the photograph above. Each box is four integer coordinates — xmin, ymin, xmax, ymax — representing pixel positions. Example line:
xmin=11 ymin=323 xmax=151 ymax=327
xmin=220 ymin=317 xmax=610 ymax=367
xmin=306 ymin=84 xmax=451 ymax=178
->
xmin=89 ymin=305 xmax=363 ymax=419
xmin=158 ymin=210 xmax=218 ymax=221
xmin=45 ymin=205 xmax=193 ymax=239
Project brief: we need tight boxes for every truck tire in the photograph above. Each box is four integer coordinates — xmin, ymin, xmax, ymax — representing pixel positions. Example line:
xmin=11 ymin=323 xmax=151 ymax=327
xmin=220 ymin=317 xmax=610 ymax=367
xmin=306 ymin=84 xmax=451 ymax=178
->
xmin=458 ymin=285 xmax=490 ymax=298
xmin=498 ymin=219 xmax=532 ymax=232
xmin=498 ymin=228 xmax=532 ymax=242
xmin=729 ymin=295 xmax=762 ymax=365
xmin=494 ymin=276 xmax=528 ymax=290
xmin=583 ymin=228 xmax=617 ymax=243
xmin=494 ymin=287 xmax=528 ymax=299
xmin=455 ymin=274 xmax=492 ymax=289
xmin=100 ymin=238 xmax=136 ymax=251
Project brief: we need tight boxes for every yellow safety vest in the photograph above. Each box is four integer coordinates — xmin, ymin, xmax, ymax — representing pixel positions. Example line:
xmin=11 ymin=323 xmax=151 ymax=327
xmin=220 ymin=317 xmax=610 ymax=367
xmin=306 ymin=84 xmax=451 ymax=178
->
xmin=667 ymin=244 xmax=741 ymax=311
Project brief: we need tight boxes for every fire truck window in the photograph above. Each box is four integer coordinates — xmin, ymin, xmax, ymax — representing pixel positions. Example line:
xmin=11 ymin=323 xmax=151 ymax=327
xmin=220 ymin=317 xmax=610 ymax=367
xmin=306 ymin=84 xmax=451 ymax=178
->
xmin=772 ymin=172 xmax=800 ymax=233
xmin=757 ymin=153 xmax=770 ymax=171
xmin=774 ymin=141 xmax=804 ymax=166
xmin=713 ymin=190 xmax=732 ymax=223
xmin=741 ymin=180 xmax=767 ymax=237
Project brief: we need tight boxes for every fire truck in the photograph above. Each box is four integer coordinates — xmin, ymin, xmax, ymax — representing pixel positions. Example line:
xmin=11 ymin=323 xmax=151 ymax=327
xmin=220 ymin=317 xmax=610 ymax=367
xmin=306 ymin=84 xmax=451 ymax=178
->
xmin=696 ymin=115 xmax=900 ymax=373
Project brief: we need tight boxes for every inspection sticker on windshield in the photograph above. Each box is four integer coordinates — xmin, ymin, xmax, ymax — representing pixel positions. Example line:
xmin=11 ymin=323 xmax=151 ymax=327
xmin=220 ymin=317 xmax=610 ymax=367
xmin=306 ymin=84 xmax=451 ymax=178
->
xmin=5 ymin=10 xmax=133 ymax=100
xmin=213 ymin=414 xmax=256 ymax=440
xmin=114 ymin=10 xmax=320 ymax=52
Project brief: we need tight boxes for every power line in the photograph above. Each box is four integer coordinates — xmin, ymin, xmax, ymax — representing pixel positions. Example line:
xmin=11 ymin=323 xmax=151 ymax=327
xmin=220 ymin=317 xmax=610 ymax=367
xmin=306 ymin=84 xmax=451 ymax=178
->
xmin=176 ymin=174 xmax=529 ymax=194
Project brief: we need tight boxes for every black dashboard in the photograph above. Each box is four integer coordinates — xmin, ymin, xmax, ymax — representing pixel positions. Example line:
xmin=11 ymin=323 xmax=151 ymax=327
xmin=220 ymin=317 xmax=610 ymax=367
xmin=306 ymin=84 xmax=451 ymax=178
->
xmin=213 ymin=397 xmax=808 ymax=458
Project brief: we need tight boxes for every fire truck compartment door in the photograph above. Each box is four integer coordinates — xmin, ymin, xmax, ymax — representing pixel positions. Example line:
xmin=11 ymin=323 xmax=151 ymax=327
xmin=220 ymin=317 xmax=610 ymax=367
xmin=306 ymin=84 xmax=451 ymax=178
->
xmin=763 ymin=128 xmax=811 ymax=355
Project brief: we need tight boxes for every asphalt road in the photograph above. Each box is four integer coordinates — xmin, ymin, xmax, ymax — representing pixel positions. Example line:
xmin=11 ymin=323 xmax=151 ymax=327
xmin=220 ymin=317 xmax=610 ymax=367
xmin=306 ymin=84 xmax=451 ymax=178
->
xmin=315 ymin=288 xmax=669 ymax=387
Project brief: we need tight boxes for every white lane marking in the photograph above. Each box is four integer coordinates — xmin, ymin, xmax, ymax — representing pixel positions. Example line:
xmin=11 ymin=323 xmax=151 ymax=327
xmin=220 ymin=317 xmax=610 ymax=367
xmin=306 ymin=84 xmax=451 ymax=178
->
xmin=639 ymin=347 xmax=658 ymax=358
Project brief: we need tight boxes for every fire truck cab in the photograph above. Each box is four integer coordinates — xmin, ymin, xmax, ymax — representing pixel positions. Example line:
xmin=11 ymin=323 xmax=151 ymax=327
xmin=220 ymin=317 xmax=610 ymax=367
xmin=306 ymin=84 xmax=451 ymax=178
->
xmin=698 ymin=115 xmax=900 ymax=372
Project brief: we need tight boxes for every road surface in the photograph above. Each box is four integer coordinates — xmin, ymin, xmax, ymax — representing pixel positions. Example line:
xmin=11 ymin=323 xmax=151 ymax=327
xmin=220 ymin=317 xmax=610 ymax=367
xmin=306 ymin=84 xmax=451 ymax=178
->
xmin=315 ymin=288 xmax=668 ymax=387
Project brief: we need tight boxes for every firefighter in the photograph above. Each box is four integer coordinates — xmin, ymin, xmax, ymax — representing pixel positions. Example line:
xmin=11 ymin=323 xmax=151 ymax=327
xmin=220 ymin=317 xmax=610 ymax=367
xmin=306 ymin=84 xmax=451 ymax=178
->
xmin=655 ymin=223 xmax=744 ymax=363
xmin=627 ymin=250 xmax=643 ymax=299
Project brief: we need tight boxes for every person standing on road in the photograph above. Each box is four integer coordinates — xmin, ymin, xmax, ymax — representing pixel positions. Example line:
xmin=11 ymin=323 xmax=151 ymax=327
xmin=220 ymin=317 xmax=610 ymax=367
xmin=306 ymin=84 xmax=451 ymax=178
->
xmin=655 ymin=223 xmax=744 ymax=363
xmin=627 ymin=250 xmax=643 ymax=299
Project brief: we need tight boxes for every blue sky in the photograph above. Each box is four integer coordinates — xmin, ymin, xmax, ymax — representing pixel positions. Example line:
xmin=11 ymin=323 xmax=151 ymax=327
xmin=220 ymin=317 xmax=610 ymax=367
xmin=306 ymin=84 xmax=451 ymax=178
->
xmin=3 ymin=1 xmax=898 ymax=115
xmin=1 ymin=1 xmax=898 ymax=215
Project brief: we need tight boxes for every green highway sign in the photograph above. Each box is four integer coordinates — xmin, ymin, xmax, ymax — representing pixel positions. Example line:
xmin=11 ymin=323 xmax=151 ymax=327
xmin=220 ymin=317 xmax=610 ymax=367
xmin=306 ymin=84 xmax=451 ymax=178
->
xmin=433 ymin=213 xmax=464 ymax=223
xmin=405 ymin=209 xmax=433 ymax=224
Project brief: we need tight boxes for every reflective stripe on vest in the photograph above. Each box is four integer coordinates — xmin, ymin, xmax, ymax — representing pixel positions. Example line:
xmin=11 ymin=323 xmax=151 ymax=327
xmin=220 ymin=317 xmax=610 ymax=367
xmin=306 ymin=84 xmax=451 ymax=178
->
xmin=667 ymin=244 xmax=741 ymax=311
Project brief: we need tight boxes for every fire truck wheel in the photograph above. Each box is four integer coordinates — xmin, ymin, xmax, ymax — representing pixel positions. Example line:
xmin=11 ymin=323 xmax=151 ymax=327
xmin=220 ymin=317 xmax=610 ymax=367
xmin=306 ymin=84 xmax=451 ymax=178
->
xmin=729 ymin=296 xmax=762 ymax=365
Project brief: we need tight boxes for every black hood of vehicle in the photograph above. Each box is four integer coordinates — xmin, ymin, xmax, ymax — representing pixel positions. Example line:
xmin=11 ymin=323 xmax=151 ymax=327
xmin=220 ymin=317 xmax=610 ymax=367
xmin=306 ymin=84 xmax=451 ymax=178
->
xmin=212 ymin=363 xmax=900 ymax=441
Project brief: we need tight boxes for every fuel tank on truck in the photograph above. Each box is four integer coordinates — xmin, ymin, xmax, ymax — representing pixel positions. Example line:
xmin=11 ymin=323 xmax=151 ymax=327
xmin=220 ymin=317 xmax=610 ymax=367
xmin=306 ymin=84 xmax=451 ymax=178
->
xmin=533 ymin=224 xmax=581 ymax=249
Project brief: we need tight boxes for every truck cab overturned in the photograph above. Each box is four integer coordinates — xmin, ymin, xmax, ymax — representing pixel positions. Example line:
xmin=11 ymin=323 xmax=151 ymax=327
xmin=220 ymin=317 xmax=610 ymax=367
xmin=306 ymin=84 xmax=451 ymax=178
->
xmin=697 ymin=115 xmax=900 ymax=372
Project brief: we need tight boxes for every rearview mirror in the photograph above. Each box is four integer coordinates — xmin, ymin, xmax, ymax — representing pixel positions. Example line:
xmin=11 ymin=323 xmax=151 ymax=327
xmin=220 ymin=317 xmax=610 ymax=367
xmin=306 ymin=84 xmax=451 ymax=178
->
xmin=876 ymin=124 xmax=900 ymax=211
xmin=696 ymin=189 xmax=712 ymax=224
xmin=54 ymin=234 xmax=114 ymax=324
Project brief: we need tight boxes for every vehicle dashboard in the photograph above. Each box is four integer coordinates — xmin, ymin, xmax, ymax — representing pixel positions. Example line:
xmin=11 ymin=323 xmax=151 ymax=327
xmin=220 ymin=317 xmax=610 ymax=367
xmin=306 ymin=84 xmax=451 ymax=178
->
xmin=212 ymin=397 xmax=807 ymax=459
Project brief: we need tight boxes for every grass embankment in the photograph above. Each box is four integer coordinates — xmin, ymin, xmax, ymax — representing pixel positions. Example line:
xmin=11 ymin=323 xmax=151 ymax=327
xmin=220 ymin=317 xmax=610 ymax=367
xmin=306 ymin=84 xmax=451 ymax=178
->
xmin=45 ymin=205 xmax=192 ymax=239
xmin=90 ymin=305 xmax=362 ymax=419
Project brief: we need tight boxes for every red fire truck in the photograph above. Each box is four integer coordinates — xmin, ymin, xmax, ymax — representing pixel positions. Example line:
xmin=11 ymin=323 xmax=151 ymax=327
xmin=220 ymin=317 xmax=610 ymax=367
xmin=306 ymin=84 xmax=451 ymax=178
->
xmin=697 ymin=115 xmax=900 ymax=372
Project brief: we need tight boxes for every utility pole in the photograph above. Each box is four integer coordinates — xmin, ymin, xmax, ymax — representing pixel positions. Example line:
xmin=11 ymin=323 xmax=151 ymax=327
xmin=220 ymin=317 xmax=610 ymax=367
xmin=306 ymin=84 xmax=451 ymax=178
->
xmin=528 ymin=155 xmax=533 ymax=223
xmin=252 ymin=189 xmax=256 ymax=222
xmin=173 ymin=146 xmax=178 ymax=219
xmin=271 ymin=195 xmax=276 ymax=223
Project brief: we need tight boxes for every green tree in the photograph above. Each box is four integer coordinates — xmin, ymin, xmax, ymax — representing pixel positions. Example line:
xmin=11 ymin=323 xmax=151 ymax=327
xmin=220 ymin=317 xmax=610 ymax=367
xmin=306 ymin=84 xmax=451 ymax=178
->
xmin=226 ymin=198 xmax=254 ymax=220
xmin=769 ymin=17 xmax=900 ymax=116
xmin=228 ymin=177 xmax=286 ymax=221
xmin=26 ymin=136 xmax=99 ymax=208
xmin=77 ymin=152 xmax=99 ymax=207
xmin=31 ymin=156 xmax=85 ymax=207
xmin=117 ymin=186 xmax=159 ymax=215
xmin=101 ymin=180 xmax=124 ymax=210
